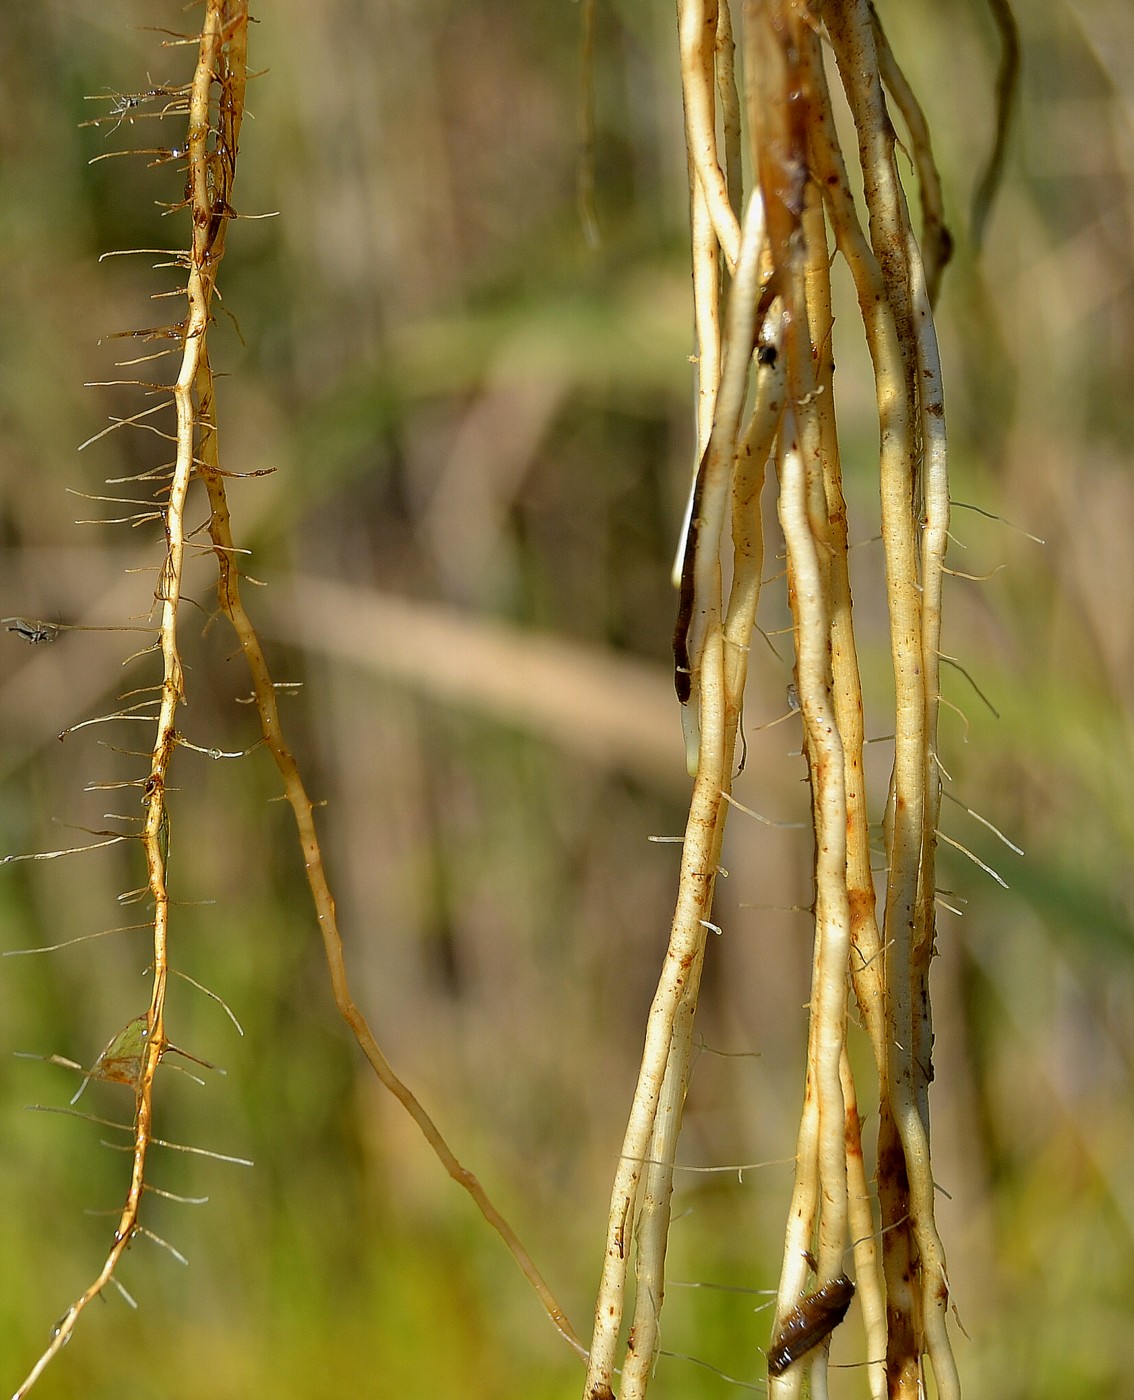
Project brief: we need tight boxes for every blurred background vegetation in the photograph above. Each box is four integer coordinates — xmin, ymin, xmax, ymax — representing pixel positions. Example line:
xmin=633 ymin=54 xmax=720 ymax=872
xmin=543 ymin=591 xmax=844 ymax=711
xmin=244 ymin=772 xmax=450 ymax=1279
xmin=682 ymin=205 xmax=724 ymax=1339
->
xmin=0 ymin=0 xmax=1132 ymax=1395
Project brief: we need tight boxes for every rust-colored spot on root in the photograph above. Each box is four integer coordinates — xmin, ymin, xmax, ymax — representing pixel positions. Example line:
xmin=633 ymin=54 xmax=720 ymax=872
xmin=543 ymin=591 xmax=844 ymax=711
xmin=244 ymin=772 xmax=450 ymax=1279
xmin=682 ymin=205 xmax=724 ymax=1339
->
xmin=844 ymin=1100 xmax=864 ymax=1159
xmin=848 ymin=885 xmax=875 ymax=928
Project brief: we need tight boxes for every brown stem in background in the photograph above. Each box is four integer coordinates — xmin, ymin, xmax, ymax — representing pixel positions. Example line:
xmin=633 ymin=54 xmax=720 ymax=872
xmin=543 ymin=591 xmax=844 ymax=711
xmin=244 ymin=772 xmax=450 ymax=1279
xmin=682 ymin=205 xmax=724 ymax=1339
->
xmin=971 ymin=0 xmax=1020 ymax=247
xmin=200 ymin=461 xmax=587 ymax=1360
xmin=192 ymin=31 xmax=588 ymax=1374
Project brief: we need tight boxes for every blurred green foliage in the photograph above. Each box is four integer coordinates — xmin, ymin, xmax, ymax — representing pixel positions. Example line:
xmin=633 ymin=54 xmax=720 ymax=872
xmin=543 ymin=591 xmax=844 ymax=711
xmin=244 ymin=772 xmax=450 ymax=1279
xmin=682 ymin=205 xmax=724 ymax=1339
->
xmin=1 ymin=0 xmax=1133 ymax=1395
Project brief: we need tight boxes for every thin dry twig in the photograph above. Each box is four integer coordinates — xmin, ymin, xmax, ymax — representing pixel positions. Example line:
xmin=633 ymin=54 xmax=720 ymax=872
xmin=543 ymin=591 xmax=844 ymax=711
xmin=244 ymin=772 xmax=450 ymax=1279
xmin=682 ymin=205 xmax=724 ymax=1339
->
xmin=184 ymin=21 xmax=586 ymax=1363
